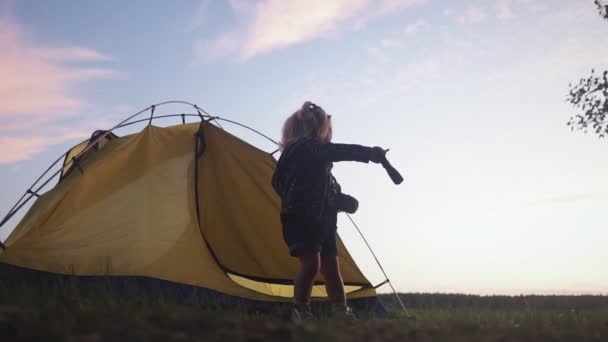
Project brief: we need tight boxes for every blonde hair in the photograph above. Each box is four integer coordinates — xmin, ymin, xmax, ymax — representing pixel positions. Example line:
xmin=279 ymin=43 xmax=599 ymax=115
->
xmin=280 ymin=101 xmax=332 ymax=150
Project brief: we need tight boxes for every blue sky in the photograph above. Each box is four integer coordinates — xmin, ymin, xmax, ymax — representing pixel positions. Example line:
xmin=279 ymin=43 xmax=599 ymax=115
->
xmin=1 ymin=0 xmax=607 ymax=295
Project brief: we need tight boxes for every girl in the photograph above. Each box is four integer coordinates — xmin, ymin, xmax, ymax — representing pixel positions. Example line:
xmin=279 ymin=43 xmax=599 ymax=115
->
xmin=272 ymin=101 xmax=386 ymax=322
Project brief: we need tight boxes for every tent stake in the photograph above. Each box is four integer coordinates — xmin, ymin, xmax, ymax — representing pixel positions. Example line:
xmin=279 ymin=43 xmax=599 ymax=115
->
xmin=345 ymin=213 xmax=411 ymax=318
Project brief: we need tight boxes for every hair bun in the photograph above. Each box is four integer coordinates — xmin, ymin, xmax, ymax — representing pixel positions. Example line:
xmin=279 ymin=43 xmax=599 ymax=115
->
xmin=297 ymin=101 xmax=313 ymax=119
xmin=301 ymin=101 xmax=315 ymax=111
xmin=300 ymin=101 xmax=325 ymax=119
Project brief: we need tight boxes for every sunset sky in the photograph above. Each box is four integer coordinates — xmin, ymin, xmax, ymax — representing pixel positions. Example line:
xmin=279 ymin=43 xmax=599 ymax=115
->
xmin=1 ymin=0 xmax=607 ymax=295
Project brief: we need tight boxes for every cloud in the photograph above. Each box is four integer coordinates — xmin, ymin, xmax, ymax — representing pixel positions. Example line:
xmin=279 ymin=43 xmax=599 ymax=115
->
xmin=457 ymin=6 xmax=488 ymax=24
xmin=0 ymin=131 xmax=89 ymax=165
xmin=404 ymin=19 xmax=428 ymax=36
xmin=0 ymin=19 xmax=120 ymax=117
xmin=36 ymin=47 xmax=112 ymax=62
xmin=0 ymin=107 xmax=129 ymax=165
xmin=194 ymin=0 xmax=426 ymax=61
xmin=496 ymin=0 xmax=513 ymax=20
xmin=0 ymin=11 xmax=122 ymax=164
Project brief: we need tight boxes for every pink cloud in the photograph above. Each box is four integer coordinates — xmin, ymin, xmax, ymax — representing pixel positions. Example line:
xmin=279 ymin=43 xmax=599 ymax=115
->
xmin=194 ymin=0 xmax=426 ymax=61
xmin=36 ymin=47 xmax=112 ymax=61
xmin=0 ymin=12 xmax=122 ymax=164
xmin=0 ymin=131 xmax=89 ymax=165
xmin=0 ymin=109 xmax=125 ymax=165
xmin=0 ymin=20 xmax=120 ymax=117
xmin=242 ymin=0 xmax=369 ymax=59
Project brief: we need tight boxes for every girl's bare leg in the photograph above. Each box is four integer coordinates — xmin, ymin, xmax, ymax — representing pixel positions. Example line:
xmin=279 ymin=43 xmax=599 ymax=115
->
xmin=294 ymin=251 xmax=321 ymax=305
xmin=320 ymin=255 xmax=346 ymax=306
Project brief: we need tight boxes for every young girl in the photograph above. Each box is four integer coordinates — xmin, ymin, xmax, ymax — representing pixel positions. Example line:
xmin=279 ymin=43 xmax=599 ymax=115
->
xmin=272 ymin=101 xmax=386 ymax=322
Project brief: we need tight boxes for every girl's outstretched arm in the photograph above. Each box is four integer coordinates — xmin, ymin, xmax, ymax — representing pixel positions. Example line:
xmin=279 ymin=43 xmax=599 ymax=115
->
xmin=308 ymin=140 xmax=385 ymax=163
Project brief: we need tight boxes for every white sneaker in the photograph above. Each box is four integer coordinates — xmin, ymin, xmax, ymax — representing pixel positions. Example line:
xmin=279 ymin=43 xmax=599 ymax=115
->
xmin=331 ymin=304 xmax=358 ymax=320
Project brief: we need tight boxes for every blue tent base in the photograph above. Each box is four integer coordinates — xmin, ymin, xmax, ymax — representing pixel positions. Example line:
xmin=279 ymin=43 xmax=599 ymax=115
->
xmin=0 ymin=263 xmax=386 ymax=316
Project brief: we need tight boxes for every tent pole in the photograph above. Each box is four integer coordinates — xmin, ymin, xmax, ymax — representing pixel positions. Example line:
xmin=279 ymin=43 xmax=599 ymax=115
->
xmin=345 ymin=213 xmax=411 ymax=317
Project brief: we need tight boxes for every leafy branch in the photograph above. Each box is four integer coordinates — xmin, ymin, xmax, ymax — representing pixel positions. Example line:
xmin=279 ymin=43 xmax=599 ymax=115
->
xmin=567 ymin=70 xmax=608 ymax=138
xmin=565 ymin=1 xmax=608 ymax=138
xmin=596 ymin=0 xmax=608 ymax=20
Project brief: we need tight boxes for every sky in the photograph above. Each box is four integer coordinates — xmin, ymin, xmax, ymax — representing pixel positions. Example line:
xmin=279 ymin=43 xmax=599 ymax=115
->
xmin=1 ymin=0 xmax=607 ymax=295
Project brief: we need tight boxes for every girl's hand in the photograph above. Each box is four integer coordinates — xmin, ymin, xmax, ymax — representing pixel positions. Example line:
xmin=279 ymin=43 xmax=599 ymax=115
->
xmin=370 ymin=146 xmax=387 ymax=163
xmin=338 ymin=194 xmax=359 ymax=214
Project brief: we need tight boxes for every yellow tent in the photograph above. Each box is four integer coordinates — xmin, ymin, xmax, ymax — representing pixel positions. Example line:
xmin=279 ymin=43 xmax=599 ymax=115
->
xmin=0 ymin=102 xmax=377 ymax=303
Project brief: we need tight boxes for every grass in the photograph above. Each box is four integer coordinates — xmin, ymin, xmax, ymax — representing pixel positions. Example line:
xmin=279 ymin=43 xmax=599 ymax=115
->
xmin=0 ymin=277 xmax=607 ymax=341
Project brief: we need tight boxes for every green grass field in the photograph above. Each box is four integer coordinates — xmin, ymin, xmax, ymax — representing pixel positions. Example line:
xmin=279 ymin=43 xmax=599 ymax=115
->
xmin=1 ymin=277 xmax=607 ymax=341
